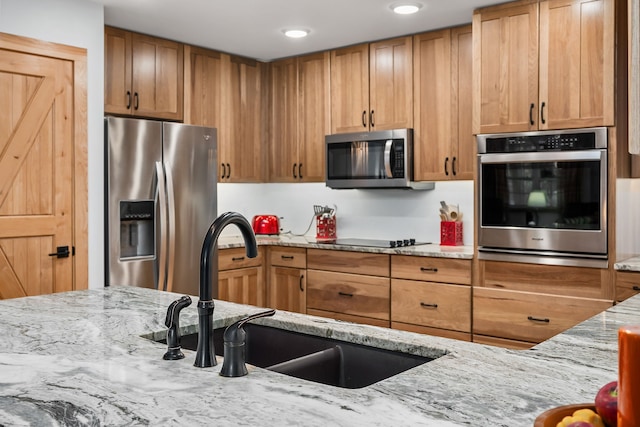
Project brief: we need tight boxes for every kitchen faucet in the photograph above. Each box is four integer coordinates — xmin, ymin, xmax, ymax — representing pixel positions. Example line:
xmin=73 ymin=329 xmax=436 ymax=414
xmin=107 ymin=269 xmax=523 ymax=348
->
xmin=194 ymin=212 xmax=257 ymax=368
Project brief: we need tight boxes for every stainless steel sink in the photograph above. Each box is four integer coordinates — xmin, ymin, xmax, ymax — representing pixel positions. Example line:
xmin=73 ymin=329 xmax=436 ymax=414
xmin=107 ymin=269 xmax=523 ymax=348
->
xmin=170 ymin=324 xmax=439 ymax=389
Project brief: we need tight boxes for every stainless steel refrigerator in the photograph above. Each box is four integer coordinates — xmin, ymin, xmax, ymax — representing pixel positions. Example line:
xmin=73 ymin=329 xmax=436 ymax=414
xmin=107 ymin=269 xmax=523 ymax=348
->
xmin=104 ymin=117 xmax=217 ymax=295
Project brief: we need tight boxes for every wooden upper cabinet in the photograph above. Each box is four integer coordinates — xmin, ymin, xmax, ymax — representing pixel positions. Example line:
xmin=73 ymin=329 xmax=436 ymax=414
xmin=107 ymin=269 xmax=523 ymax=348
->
xmin=473 ymin=0 xmax=615 ymax=134
xmin=226 ymin=55 xmax=264 ymax=182
xmin=538 ymin=0 xmax=614 ymax=129
xmin=104 ymin=27 xmax=183 ymax=121
xmin=330 ymin=36 xmax=412 ymax=134
xmin=269 ymin=58 xmax=299 ymax=182
xmin=414 ymin=26 xmax=473 ymax=181
xmin=473 ymin=2 xmax=539 ymax=134
xmin=330 ymin=43 xmax=370 ymax=133
xmin=369 ymin=37 xmax=413 ymax=131
xmin=184 ymin=46 xmax=225 ymax=128
xmin=268 ymin=52 xmax=329 ymax=182
xmin=297 ymin=52 xmax=330 ymax=182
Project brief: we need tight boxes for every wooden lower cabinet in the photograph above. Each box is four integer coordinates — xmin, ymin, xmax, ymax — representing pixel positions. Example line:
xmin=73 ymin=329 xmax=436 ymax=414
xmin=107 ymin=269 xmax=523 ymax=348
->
xmin=217 ymin=247 xmax=265 ymax=306
xmin=473 ymin=287 xmax=611 ymax=344
xmin=472 ymin=335 xmax=533 ymax=350
xmin=392 ymin=322 xmax=471 ymax=342
xmin=267 ymin=247 xmax=307 ymax=314
xmin=306 ymin=270 xmax=390 ymax=323
xmin=615 ymin=271 xmax=640 ymax=303
xmin=391 ymin=279 xmax=471 ymax=333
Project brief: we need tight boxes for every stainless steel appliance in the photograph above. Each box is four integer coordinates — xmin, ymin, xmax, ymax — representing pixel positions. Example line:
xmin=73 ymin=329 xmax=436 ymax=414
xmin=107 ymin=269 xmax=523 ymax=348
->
xmin=477 ymin=127 xmax=607 ymax=267
xmin=325 ymin=129 xmax=434 ymax=190
xmin=104 ymin=117 xmax=217 ymax=294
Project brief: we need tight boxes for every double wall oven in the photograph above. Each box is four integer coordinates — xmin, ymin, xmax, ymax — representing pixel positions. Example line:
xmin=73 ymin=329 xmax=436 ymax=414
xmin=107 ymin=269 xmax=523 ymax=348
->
xmin=477 ymin=127 xmax=608 ymax=267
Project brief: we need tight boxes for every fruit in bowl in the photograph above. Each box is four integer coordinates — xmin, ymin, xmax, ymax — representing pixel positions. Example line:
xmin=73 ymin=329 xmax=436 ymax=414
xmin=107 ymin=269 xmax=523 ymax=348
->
xmin=594 ymin=381 xmax=618 ymax=427
xmin=556 ymin=408 xmax=605 ymax=427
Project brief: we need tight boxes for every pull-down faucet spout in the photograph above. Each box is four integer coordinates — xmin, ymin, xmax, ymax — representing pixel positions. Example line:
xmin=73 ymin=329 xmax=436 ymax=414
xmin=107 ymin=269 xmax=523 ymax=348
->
xmin=194 ymin=212 xmax=257 ymax=368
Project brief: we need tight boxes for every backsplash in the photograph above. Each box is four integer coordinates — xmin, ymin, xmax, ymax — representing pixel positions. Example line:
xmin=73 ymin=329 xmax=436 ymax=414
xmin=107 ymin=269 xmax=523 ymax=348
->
xmin=218 ymin=181 xmax=475 ymax=246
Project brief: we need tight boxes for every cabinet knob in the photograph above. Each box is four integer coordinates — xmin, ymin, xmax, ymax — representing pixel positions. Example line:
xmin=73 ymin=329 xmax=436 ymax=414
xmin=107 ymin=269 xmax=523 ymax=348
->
xmin=529 ymin=103 xmax=535 ymax=126
xmin=420 ymin=267 xmax=438 ymax=273
xmin=540 ymin=102 xmax=546 ymax=124
xmin=444 ymin=157 xmax=449 ymax=176
xmin=452 ymin=157 xmax=457 ymax=176
xmin=370 ymin=110 xmax=375 ymax=127
xmin=126 ymin=91 xmax=131 ymax=109
xmin=420 ymin=302 xmax=438 ymax=309
xmin=292 ymin=163 xmax=298 ymax=179
xmin=362 ymin=110 xmax=367 ymax=128
xmin=298 ymin=163 xmax=303 ymax=179
xmin=299 ymin=274 xmax=304 ymax=291
xmin=338 ymin=291 xmax=354 ymax=298
xmin=133 ymin=92 xmax=139 ymax=110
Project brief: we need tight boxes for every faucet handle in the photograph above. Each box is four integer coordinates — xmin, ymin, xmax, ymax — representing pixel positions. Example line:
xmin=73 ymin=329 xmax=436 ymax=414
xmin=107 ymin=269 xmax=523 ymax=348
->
xmin=163 ymin=295 xmax=192 ymax=360
xmin=220 ymin=309 xmax=275 ymax=377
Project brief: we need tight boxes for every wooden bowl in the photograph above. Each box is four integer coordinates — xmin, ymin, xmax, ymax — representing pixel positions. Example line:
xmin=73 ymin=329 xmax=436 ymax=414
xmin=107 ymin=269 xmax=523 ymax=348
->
xmin=534 ymin=403 xmax=597 ymax=427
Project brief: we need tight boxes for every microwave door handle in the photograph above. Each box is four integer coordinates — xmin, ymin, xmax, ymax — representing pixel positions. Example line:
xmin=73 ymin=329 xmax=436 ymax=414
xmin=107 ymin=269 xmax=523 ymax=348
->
xmin=155 ymin=162 xmax=168 ymax=292
xmin=383 ymin=139 xmax=393 ymax=178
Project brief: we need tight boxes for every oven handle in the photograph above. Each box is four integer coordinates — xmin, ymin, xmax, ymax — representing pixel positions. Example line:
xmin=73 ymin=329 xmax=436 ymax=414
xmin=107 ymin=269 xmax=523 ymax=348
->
xmin=383 ymin=139 xmax=393 ymax=178
xmin=479 ymin=150 xmax=605 ymax=164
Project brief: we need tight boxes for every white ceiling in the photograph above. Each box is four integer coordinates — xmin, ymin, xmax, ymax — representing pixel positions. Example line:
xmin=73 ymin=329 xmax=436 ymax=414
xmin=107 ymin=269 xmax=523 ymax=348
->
xmin=90 ymin=0 xmax=502 ymax=61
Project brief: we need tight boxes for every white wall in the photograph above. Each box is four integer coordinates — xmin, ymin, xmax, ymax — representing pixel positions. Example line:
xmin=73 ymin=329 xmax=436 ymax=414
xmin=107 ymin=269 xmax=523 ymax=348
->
xmin=0 ymin=0 xmax=105 ymax=289
xmin=218 ymin=181 xmax=475 ymax=245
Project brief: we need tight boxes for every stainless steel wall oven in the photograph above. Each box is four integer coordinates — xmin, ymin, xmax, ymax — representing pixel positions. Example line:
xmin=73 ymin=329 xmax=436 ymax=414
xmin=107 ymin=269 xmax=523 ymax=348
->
xmin=477 ymin=127 xmax=607 ymax=267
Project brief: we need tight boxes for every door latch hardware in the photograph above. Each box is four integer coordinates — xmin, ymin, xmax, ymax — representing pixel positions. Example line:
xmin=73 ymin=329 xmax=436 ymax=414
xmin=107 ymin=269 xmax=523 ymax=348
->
xmin=48 ymin=246 xmax=70 ymax=258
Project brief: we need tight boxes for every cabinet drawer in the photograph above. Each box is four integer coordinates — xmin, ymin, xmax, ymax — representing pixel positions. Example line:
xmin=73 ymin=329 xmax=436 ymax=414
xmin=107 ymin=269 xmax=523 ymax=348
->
xmin=616 ymin=271 xmax=640 ymax=302
xmin=219 ymin=247 xmax=263 ymax=270
xmin=472 ymin=335 xmax=533 ymax=350
xmin=391 ymin=255 xmax=471 ymax=285
xmin=269 ymin=247 xmax=306 ymax=269
xmin=473 ymin=288 xmax=611 ymax=343
xmin=306 ymin=270 xmax=390 ymax=320
xmin=392 ymin=322 xmax=471 ymax=342
xmin=307 ymin=249 xmax=389 ymax=276
xmin=307 ymin=309 xmax=390 ymax=328
xmin=391 ymin=279 xmax=471 ymax=332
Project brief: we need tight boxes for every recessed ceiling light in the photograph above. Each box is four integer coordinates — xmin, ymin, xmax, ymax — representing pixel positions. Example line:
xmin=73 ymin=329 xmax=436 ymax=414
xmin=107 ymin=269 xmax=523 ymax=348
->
xmin=283 ymin=29 xmax=310 ymax=39
xmin=391 ymin=3 xmax=422 ymax=15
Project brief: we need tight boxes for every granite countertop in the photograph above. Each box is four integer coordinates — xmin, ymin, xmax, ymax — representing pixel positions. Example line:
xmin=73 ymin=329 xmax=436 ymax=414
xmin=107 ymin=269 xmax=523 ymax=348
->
xmin=0 ymin=285 xmax=633 ymax=426
xmin=219 ymin=234 xmax=474 ymax=259
xmin=614 ymin=255 xmax=640 ymax=272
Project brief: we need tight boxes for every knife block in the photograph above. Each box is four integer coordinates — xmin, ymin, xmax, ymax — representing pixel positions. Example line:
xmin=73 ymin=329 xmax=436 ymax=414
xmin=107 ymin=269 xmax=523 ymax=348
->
xmin=440 ymin=221 xmax=463 ymax=246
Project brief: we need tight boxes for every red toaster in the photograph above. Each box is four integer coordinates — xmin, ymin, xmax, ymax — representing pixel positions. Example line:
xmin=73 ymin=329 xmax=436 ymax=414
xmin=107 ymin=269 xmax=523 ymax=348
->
xmin=251 ymin=215 xmax=280 ymax=235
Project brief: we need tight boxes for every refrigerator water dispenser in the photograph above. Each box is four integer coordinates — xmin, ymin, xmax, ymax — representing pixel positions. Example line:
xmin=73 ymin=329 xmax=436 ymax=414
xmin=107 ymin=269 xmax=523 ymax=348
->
xmin=119 ymin=200 xmax=154 ymax=259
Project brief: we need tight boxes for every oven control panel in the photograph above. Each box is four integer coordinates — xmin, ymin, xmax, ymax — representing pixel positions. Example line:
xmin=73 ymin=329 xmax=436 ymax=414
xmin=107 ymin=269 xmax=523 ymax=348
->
xmin=478 ymin=128 xmax=607 ymax=154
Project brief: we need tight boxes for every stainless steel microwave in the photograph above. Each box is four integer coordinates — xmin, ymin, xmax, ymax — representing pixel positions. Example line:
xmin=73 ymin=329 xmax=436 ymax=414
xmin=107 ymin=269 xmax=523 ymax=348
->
xmin=325 ymin=129 xmax=434 ymax=190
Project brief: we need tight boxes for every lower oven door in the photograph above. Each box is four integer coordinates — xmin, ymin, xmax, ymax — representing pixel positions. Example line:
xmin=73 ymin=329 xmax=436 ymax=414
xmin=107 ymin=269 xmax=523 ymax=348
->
xmin=478 ymin=149 xmax=607 ymax=259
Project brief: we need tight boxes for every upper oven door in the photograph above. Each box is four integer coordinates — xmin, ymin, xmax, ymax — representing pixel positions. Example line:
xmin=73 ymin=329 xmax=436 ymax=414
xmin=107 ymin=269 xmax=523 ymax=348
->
xmin=478 ymin=149 xmax=607 ymax=255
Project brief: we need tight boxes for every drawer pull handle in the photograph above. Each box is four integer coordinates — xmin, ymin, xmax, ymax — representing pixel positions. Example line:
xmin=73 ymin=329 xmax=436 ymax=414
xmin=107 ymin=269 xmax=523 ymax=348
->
xmin=338 ymin=292 xmax=353 ymax=298
xmin=633 ymin=286 xmax=640 ymax=291
xmin=231 ymin=256 xmax=245 ymax=261
xmin=420 ymin=302 xmax=438 ymax=309
xmin=281 ymin=255 xmax=294 ymax=260
xmin=527 ymin=316 xmax=550 ymax=323
xmin=420 ymin=267 xmax=438 ymax=273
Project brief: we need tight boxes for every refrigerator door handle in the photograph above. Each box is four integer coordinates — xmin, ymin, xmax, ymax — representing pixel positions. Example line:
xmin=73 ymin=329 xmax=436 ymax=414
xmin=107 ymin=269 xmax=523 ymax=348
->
xmin=164 ymin=161 xmax=177 ymax=293
xmin=155 ymin=161 xmax=169 ymax=292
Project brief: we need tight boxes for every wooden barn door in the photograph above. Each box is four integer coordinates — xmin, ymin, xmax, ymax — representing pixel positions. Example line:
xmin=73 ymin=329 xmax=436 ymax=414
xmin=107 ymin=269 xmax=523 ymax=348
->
xmin=0 ymin=34 xmax=87 ymax=298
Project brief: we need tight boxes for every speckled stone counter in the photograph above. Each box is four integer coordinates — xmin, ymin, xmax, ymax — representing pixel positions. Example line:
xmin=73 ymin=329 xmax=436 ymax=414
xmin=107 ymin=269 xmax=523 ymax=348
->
xmin=0 ymin=286 xmax=634 ymax=426
xmin=614 ymin=255 xmax=640 ymax=271
xmin=219 ymin=234 xmax=474 ymax=259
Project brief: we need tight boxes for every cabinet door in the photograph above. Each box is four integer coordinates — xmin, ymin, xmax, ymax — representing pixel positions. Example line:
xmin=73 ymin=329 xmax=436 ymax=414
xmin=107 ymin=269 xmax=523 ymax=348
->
xmin=538 ymin=0 xmax=614 ymax=129
xmin=269 ymin=266 xmax=306 ymax=314
xmin=473 ymin=2 xmax=539 ymax=133
xmin=269 ymin=58 xmax=299 ymax=182
xmin=369 ymin=36 xmax=413 ymax=130
xmin=184 ymin=46 xmax=226 ymax=128
xmin=297 ymin=52 xmax=330 ymax=182
xmin=218 ymin=266 xmax=264 ymax=307
xmin=130 ymin=33 xmax=183 ymax=120
xmin=450 ymin=25 xmax=475 ymax=180
xmin=330 ymin=44 xmax=370 ymax=133
xmin=104 ymin=27 xmax=132 ymax=115
xmin=227 ymin=56 xmax=264 ymax=182
xmin=413 ymin=29 xmax=452 ymax=181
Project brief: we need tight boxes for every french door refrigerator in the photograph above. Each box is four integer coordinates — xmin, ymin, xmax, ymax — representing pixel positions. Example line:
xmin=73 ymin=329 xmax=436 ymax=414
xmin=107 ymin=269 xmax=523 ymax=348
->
xmin=104 ymin=117 xmax=217 ymax=295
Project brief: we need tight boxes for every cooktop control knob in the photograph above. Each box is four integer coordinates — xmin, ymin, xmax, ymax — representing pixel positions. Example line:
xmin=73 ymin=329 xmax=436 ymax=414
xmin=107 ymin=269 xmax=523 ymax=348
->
xmin=410 ymin=238 xmax=416 ymax=245
xmin=390 ymin=240 xmax=397 ymax=248
xmin=396 ymin=240 xmax=403 ymax=247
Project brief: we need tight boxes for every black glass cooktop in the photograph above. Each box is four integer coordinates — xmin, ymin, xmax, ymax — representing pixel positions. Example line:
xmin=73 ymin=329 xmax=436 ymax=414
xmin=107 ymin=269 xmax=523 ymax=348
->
xmin=331 ymin=238 xmax=431 ymax=248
